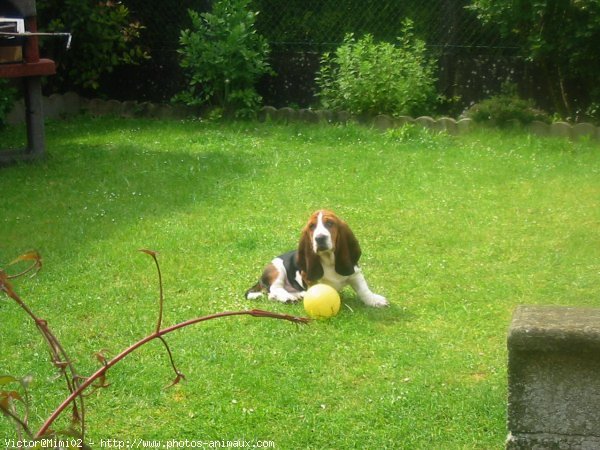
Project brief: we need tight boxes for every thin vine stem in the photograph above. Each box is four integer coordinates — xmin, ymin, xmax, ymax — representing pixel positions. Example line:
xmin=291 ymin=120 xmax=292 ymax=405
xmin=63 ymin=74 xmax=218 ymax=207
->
xmin=35 ymin=309 xmax=308 ymax=438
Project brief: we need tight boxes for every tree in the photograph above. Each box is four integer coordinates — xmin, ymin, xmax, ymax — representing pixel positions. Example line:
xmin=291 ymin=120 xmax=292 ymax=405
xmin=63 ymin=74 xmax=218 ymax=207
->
xmin=469 ymin=0 xmax=600 ymax=121
xmin=177 ymin=0 xmax=273 ymax=118
xmin=39 ymin=0 xmax=148 ymax=93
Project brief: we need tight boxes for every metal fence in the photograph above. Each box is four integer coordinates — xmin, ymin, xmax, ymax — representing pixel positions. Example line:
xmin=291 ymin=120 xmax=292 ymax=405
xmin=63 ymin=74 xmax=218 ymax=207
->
xmin=251 ymin=0 xmax=522 ymax=110
xmin=253 ymin=0 xmax=515 ymax=51
xmin=125 ymin=0 xmax=516 ymax=52
xmin=100 ymin=0 xmax=524 ymax=110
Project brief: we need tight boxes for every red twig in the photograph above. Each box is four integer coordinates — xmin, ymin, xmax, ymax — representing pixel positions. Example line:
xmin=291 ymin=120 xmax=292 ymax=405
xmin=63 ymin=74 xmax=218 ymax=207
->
xmin=35 ymin=309 xmax=309 ymax=438
xmin=139 ymin=250 xmax=164 ymax=333
xmin=0 ymin=402 xmax=33 ymax=439
xmin=6 ymin=251 xmax=42 ymax=280
xmin=3 ymin=250 xmax=310 ymax=441
xmin=1 ymin=261 xmax=86 ymax=438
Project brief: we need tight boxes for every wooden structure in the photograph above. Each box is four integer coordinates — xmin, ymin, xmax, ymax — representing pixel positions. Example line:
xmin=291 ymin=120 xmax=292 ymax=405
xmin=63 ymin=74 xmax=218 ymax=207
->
xmin=0 ymin=0 xmax=55 ymax=163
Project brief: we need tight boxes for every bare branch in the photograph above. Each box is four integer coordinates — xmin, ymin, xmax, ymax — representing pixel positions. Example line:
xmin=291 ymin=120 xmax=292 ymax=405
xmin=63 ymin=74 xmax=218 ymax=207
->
xmin=157 ymin=336 xmax=186 ymax=388
xmin=0 ymin=394 xmax=33 ymax=439
xmin=1 ymin=254 xmax=86 ymax=439
xmin=6 ymin=251 xmax=43 ymax=280
xmin=139 ymin=249 xmax=164 ymax=333
xmin=35 ymin=309 xmax=308 ymax=438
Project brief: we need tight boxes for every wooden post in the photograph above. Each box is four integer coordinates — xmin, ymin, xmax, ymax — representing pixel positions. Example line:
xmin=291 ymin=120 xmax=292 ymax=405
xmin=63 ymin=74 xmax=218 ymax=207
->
xmin=23 ymin=76 xmax=45 ymax=158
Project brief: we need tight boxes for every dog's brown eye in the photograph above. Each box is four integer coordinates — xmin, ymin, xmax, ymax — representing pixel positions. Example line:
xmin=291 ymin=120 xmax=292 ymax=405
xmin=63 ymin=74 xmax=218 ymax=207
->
xmin=325 ymin=220 xmax=334 ymax=228
xmin=309 ymin=223 xmax=316 ymax=230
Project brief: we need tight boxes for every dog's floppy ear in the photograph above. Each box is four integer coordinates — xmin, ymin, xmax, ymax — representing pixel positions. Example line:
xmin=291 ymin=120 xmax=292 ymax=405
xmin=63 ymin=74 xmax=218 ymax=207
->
xmin=334 ymin=220 xmax=361 ymax=276
xmin=297 ymin=227 xmax=323 ymax=282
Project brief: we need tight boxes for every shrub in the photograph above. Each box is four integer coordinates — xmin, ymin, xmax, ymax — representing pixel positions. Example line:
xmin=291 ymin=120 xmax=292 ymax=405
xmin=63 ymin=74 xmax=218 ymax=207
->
xmin=469 ymin=0 xmax=600 ymax=120
xmin=315 ymin=20 xmax=438 ymax=117
xmin=465 ymin=84 xmax=550 ymax=127
xmin=39 ymin=0 xmax=148 ymax=92
xmin=176 ymin=0 xmax=273 ymax=118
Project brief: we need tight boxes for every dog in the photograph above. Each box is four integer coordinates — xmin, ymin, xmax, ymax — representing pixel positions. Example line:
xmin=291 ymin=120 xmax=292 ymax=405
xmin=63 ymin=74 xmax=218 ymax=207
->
xmin=245 ymin=210 xmax=388 ymax=307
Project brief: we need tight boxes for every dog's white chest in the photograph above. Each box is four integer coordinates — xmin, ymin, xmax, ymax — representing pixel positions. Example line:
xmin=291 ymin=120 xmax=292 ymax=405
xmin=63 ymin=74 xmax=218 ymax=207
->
xmin=318 ymin=252 xmax=348 ymax=291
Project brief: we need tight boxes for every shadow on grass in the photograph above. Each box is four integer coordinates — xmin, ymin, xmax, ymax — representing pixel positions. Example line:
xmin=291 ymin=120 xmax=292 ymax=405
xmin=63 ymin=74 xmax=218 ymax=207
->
xmin=0 ymin=120 xmax=262 ymax=255
xmin=339 ymin=291 xmax=415 ymax=325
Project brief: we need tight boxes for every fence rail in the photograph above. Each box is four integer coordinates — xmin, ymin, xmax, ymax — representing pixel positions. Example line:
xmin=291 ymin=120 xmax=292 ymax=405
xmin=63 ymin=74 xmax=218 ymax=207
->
xmin=46 ymin=1 xmax=529 ymax=110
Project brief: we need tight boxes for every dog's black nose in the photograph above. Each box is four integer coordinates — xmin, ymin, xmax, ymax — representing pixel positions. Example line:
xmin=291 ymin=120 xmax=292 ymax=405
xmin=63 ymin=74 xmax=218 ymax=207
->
xmin=315 ymin=234 xmax=329 ymax=248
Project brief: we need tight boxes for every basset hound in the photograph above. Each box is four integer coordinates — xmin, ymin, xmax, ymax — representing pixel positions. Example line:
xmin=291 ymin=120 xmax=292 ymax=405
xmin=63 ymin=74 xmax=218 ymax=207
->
xmin=245 ymin=210 xmax=388 ymax=307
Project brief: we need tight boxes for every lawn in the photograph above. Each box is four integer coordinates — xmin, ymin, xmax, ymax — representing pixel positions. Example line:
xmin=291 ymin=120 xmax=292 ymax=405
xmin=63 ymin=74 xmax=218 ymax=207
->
xmin=1 ymin=117 xmax=599 ymax=449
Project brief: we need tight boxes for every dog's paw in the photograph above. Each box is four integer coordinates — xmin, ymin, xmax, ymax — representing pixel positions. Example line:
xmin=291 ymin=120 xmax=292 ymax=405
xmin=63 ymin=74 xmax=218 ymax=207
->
xmin=268 ymin=290 xmax=301 ymax=304
xmin=362 ymin=293 xmax=389 ymax=308
xmin=246 ymin=291 xmax=264 ymax=300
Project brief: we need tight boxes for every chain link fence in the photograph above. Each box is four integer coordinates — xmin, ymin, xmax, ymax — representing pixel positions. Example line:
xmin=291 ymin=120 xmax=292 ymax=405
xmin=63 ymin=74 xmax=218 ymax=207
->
xmin=126 ymin=0 xmax=516 ymax=52
xmin=253 ymin=0 xmax=515 ymax=51
xmin=250 ymin=0 xmax=523 ymax=110
xmin=101 ymin=0 xmax=525 ymax=111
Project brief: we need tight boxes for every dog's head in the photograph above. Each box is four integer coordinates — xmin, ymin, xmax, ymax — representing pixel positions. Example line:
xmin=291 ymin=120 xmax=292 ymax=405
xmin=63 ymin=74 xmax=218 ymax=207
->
xmin=296 ymin=210 xmax=361 ymax=282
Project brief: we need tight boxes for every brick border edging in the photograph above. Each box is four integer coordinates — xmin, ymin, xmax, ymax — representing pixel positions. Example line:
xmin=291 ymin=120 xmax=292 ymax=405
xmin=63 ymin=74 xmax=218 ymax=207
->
xmin=5 ymin=93 xmax=600 ymax=142
xmin=258 ymin=106 xmax=600 ymax=142
xmin=5 ymin=92 xmax=201 ymax=124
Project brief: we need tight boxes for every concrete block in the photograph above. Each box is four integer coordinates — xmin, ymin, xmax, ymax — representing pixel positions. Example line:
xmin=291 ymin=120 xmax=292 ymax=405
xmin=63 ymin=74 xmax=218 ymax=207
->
xmin=355 ymin=113 xmax=372 ymax=125
xmin=299 ymin=108 xmax=319 ymax=124
xmin=62 ymin=91 xmax=81 ymax=116
xmin=106 ymin=99 xmax=122 ymax=115
xmin=437 ymin=117 xmax=458 ymax=134
xmin=314 ymin=109 xmax=334 ymax=123
xmin=154 ymin=104 xmax=176 ymax=120
xmin=134 ymin=102 xmax=154 ymax=117
xmin=276 ymin=107 xmax=297 ymax=123
xmin=414 ymin=116 xmax=436 ymax=129
xmin=528 ymin=120 xmax=550 ymax=136
xmin=335 ymin=110 xmax=351 ymax=123
xmin=550 ymin=122 xmax=572 ymax=139
xmin=170 ymin=104 xmax=195 ymax=119
xmin=373 ymin=114 xmax=394 ymax=131
xmin=120 ymin=100 xmax=138 ymax=118
xmin=507 ymin=305 xmax=600 ymax=449
xmin=258 ymin=106 xmax=277 ymax=122
xmin=79 ymin=97 xmax=91 ymax=112
xmin=43 ymin=93 xmax=65 ymax=120
xmin=87 ymin=98 xmax=110 ymax=116
xmin=456 ymin=118 xmax=473 ymax=134
xmin=572 ymin=123 xmax=596 ymax=140
xmin=395 ymin=116 xmax=414 ymax=127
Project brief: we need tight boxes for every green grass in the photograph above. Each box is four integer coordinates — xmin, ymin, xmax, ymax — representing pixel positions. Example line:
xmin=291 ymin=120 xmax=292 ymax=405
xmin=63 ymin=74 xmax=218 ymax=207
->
xmin=1 ymin=117 xmax=599 ymax=449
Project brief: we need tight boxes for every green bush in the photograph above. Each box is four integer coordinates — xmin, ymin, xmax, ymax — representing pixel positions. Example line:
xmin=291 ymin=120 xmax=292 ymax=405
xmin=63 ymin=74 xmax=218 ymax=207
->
xmin=469 ymin=0 xmax=600 ymax=121
xmin=176 ymin=0 xmax=272 ymax=118
xmin=315 ymin=20 xmax=438 ymax=117
xmin=0 ymin=79 xmax=17 ymax=128
xmin=465 ymin=84 xmax=550 ymax=127
xmin=39 ymin=0 xmax=148 ymax=92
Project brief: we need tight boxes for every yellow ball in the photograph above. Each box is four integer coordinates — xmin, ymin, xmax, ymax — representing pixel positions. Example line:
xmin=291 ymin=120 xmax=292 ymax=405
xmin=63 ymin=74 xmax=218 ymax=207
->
xmin=303 ymin=284 xmax=341 ymax=319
